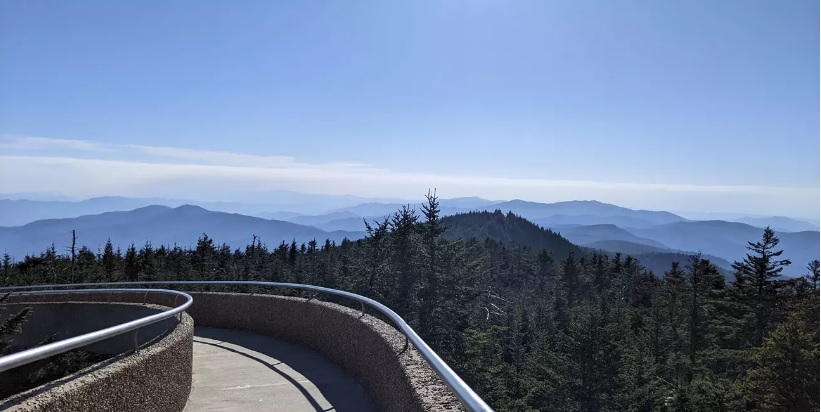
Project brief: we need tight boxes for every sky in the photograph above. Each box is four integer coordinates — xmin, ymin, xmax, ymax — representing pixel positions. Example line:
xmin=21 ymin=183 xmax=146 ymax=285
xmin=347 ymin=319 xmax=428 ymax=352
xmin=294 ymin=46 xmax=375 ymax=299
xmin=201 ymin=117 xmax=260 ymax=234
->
xmin=0 ymin=1 xmax=818 ymax=218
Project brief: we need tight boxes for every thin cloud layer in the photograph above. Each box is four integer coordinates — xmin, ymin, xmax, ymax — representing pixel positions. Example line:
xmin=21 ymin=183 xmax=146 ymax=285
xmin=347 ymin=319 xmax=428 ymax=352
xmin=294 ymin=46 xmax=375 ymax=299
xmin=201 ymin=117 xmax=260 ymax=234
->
xmin=0 ymin=135 xmax=110 ymax=152
xmin=0 ymin=135 xmax=817 ymax=218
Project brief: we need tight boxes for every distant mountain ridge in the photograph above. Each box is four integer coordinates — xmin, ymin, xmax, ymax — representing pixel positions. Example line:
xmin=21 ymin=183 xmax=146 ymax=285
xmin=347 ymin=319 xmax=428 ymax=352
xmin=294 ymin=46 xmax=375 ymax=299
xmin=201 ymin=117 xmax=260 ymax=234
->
xmin=2 ymin=195 xmax=817 ymax=276
xmin=0 ymin=205 xmax=363 ymax=259
xmin=4 ymin=195 xmax=815 ymax=232
xmin=535 ymin=214 xmax=675 ymax=229
xmin=0 ymin=191 xmax=414 ymax=226
xmin=489 ymin=199 xmax=686 ymax=225
xmin=556 ymin=224 xmax=669 ymax=248
xmin=625 ymin=220 xmax=818 ymax=270
xmin=731 ymin=216 xmax=820 ymax=232
xmin=0 ymin=195 xmax=490 ymax=227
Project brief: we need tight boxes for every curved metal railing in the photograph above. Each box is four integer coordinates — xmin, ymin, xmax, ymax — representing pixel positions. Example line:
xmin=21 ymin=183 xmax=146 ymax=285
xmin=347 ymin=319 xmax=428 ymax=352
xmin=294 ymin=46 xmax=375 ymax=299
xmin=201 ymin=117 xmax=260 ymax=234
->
xmin=1 ymin=281 xmax=493 ymax=412
xmin=0 ymin=288 xmax=193 ymax=373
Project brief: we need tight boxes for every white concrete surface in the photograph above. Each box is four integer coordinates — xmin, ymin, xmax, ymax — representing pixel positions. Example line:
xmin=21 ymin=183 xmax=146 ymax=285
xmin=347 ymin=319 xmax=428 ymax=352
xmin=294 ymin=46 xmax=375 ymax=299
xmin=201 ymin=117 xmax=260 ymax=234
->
xmin=184 ymin=326 xmax=376 ymax=412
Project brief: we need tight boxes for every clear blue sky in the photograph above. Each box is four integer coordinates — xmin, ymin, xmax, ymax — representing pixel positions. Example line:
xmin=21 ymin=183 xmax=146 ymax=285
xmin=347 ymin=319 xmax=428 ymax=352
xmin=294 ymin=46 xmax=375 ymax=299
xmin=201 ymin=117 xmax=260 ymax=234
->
xmin=0 ymin=1 xmax=818 ymax=217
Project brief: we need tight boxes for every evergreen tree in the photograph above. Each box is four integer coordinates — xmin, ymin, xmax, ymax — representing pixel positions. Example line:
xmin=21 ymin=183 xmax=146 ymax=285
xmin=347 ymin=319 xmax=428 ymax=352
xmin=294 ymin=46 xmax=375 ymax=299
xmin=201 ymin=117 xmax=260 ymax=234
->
xmin=362 ymin=217 xmax=390 ymax=298
xmin=288 ymin=239 xmax=298 ymax=265
xmin=555 ymin=253 xmax=580 ymax=330
xmin=101 ymin=239 xmax=118 ymax=280
xmin=683 ymin=254 xmax=723 ymax=382
xmin=390 ymin=205 xmax=419 ymax=319
xmin=138 ymin=241 xmax=156 ymax=280
xmin=731 ymin=227 xmax=791 ymax=346
xmin=805 ymin=259 xmax=819 ymax=291
xmin=123 ymin=243 xmax=138 ymax=282
xmin=568 ymin=301 xmax=626 ymax=411
xmin=419 ymin=190 xmax=446 ymax=337
xmin=2 ymin=253 xmax=13 ymax=286
xmin=741 ymin=315 xmax=819 ymax=411
xmin=660 ymin=261 xmax=688 ymax=388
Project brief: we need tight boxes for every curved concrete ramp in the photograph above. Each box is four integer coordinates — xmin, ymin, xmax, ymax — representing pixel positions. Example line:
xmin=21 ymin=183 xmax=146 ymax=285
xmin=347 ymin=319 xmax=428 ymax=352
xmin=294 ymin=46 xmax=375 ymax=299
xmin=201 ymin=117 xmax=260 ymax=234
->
xmin=185 ymin=326 xmax=376 ymax=412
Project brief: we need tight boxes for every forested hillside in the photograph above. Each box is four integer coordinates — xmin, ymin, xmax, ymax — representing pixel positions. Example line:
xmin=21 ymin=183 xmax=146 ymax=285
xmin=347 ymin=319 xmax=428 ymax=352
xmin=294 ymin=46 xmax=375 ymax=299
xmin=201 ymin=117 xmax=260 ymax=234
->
xmin=442 ymin=210 xmax=580 ymax=259
xmin=1 ymin=194 xmax=818 ymax=411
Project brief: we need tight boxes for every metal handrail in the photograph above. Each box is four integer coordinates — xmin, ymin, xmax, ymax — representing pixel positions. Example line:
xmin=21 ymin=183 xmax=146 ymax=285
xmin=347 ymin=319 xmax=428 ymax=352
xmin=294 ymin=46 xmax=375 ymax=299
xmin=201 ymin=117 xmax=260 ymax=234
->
xmin=1 ymin=281 xmax=494 ymax=412
xmin=0 ymin=288 xmax=193 ymax=373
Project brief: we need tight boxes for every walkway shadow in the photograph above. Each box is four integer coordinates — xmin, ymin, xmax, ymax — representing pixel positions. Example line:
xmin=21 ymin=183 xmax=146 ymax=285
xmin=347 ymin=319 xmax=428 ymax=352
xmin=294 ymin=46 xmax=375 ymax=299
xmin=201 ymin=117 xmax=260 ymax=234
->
xmin=193 ymin=326 xmax=375 ymax=412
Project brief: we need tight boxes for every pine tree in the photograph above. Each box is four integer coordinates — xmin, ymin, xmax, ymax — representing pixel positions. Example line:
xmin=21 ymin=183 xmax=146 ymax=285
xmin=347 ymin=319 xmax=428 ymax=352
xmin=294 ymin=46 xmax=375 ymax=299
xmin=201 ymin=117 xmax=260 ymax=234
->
xmin=124 ymin=243 xmax=138 ymax=282
xmin=101 ymin=239 xmax=118 ymax=280
xmin=591 ymin=253 xmax=609 ymax=295
xmin=362 ymin=217 xmax=390 ymax=298
xmin=661 ymin=261 xmax=688 ymax=387
xmin=419 ymin=190 xmax=446 ymax=337
xmin=805 ymin=260 xmax=819 ymax=291
xmin=731 ymin=227 xmax=791 ymax=346
xmin=390 ymin=204 xmax=419 ymax=319
xmin=139 ymin=241 xmax=156 ymax=281
xmin=288 ymin=240 xmax=298 ymax=265
xmin=75 ymin=246 xmax=95 ymax=283
xmin=194 ymin=234 xmax=217 ymax=279
xmin=2 ymin=253 xmax=12 ymax=286
xmin=555 ymin=253 xmax=580 ymax=330
xmin=741 ymin=315 xmax=819 ymax=411
xmin=568 ymin=301 xmax=626 ymax=411
xmin=683 ymin=254 xmax=723 ymax=382
xmin=795 ymin=260 xmax=820 ymax=344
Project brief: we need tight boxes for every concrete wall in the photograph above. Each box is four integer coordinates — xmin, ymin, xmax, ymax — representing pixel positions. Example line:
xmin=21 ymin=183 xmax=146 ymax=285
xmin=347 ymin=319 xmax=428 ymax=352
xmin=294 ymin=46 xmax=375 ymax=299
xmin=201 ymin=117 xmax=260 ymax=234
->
xmin=0 ymin=302 xmax=179 ymax=354
xmin=0 ymin=296 xmax=193 ymax=412
xmin=185 ymin=292 xmax=462 ymax=412
xmin=1 ymin=290 xmax=463 ymax=411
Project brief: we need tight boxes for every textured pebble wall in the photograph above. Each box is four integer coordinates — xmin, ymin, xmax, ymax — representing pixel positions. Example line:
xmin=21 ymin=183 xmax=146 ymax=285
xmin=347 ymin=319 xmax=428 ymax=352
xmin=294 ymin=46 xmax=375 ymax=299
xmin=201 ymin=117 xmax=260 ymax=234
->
xmin=186 ymin=292 xmax=463 ymax=412
xmin=1 ymin=290 xmax=463 ymax=411
xmin=0 ymin=297 xmax=193 ymax=412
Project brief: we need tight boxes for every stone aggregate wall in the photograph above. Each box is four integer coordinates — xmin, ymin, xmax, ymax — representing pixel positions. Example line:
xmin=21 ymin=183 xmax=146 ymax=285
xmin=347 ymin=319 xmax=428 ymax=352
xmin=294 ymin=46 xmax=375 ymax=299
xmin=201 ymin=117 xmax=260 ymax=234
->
xmin=0 ymin=296 xmax=193 ymax=412
xmin=0 ymin=290 xmax=464 ymax=411
xmin=0 ymin=302 xmax=180 ymax=354
xmin=186 ymin=292 xmax=462 ymax=412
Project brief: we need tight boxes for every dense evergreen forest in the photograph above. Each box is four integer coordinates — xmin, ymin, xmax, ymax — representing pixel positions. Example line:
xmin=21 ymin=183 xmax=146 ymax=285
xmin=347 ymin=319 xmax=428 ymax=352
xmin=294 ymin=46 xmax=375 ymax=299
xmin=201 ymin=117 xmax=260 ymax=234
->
xmin=1 ymin=193 xmax=818 ymax=411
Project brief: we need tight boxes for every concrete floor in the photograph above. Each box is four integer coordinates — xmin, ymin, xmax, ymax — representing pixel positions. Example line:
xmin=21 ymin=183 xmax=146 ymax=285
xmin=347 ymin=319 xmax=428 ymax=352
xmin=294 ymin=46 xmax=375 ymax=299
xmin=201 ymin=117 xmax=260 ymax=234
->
xmin=184 ymin=326 xmax=376 ymax=412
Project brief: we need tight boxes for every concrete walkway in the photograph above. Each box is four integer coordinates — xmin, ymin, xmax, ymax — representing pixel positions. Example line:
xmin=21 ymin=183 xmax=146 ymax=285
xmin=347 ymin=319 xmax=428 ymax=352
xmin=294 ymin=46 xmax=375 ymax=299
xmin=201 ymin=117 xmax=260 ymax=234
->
xmin=184 ymin=326 xmax=376 ymax=412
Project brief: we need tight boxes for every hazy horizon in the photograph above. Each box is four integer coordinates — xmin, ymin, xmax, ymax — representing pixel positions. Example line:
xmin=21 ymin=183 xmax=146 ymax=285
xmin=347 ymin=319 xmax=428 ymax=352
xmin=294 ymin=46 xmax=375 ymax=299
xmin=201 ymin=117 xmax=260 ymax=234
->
xmin=1 ymin=2 xmax=818 ymax=220
xmin=1 ymin=186 xmax=818 ymax=222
